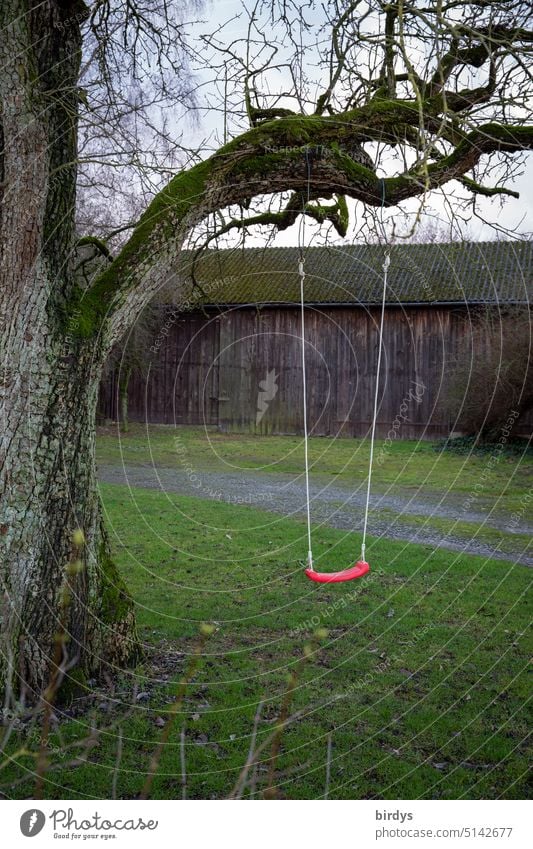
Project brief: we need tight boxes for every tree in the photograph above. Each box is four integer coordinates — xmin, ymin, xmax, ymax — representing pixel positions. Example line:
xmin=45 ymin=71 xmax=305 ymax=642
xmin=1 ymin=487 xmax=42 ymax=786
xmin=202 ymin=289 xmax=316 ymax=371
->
xmin=76 ymin=239 xmax=162 ymax=434
xmin=1 ymin=0 xmax=532 ymax=698
xmin=103 ymin=305 xmax=163 ymax=433
xmin=0 ymin=0 xmax=198 ymax=700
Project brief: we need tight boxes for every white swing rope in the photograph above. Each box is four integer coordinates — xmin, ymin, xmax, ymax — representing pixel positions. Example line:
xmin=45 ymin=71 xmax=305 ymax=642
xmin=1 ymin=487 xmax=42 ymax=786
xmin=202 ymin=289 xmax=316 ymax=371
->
xmin=360 ymin=181 xmax=391 ymax=561
xmin=298 ymin=161 xmax=391 ymax=570
xmin=298 ymin=149 xmax=314 ymax=569
xmin=361 ymin=237 xmax=390 ymax=563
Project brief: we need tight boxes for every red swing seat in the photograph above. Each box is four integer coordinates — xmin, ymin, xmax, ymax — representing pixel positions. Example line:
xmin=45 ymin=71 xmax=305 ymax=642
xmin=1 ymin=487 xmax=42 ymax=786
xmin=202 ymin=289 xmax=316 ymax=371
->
xmin=305 ymin=560 xmax=370 ymax=584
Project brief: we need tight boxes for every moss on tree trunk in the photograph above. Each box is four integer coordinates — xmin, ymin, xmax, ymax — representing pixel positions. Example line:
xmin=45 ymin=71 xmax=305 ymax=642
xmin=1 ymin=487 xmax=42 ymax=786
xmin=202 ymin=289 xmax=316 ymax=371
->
xmin=0 ymin=0 xmax=139 ymax=700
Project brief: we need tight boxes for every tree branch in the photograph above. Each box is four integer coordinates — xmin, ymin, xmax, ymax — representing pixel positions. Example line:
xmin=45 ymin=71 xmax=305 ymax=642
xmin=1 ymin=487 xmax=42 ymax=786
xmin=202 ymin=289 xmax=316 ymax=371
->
xmin=75 ymin=110 xmax=532 ymax=343
xmin=459 ymin=175 xmax=519 ymax=199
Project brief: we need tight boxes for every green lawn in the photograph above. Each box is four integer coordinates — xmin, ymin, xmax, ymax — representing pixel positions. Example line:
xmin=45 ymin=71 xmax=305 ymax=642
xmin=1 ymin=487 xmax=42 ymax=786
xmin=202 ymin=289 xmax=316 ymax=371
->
xmin=95 ymin=423 xmax=533 ymax=562
xmin=96 ymin=424 xmax=533 ymax=513
xmin=2 ymin=478 xmax=530 ymax=800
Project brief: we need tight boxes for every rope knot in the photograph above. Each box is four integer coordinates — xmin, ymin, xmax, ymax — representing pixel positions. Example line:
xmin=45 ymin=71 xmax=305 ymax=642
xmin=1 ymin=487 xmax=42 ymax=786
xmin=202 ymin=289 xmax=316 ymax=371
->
xmin=382 ymin=252 xmax=391 ymax=272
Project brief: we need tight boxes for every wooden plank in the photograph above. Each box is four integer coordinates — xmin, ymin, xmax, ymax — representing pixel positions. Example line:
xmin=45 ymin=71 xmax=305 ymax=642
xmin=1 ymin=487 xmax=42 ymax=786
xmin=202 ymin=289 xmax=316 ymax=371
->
xmin=99 ymin=304 xmax=494 ymax=439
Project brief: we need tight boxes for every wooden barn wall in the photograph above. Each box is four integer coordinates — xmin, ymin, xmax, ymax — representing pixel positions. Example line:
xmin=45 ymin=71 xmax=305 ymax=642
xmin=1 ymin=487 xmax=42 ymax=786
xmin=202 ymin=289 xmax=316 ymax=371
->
xmin=100 ymin=311 xmax=220 ymax=426
xmin=98 ymin=304 xmax=509 ymax=439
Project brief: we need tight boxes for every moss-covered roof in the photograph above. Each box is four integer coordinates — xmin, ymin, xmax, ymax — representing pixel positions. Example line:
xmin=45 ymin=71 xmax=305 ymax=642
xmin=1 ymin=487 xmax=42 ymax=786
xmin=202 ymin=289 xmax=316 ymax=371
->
xmin=171 ymin=241 xmax=532 ymax=307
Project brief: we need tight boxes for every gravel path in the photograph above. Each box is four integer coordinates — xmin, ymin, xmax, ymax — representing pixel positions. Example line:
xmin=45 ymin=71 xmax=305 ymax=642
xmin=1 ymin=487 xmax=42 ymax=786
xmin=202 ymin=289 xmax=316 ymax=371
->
xmin=99 ymin=464 xmax=533 ymax=566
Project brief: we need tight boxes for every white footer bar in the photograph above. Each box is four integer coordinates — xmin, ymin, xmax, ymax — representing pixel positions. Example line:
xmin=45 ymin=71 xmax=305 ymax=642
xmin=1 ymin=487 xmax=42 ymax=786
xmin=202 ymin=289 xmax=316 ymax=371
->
xmin=2 ymin=799 xmax=530 ymax=848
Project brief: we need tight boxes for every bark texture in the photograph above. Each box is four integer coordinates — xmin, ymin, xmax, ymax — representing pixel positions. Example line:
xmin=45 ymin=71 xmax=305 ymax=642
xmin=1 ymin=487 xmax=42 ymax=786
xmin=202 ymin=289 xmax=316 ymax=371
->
xmin=0 ymin=1 xmax=137 ymax=699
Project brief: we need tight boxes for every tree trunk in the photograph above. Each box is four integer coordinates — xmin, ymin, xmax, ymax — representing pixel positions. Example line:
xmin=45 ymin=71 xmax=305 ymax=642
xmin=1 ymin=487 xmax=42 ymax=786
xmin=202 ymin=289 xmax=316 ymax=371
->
xmin=0 ymin=0 xmax=138 ymax=700
xmin=119 ymin=365 xmax=133 ymax=434
xmin=0 ymin=338 xmax=138 ymax=698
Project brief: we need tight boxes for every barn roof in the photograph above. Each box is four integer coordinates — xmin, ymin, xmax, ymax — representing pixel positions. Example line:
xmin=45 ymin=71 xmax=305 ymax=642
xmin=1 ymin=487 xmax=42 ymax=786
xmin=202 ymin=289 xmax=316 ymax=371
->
xmin=171 ymin=241 xmax=532 ymax=307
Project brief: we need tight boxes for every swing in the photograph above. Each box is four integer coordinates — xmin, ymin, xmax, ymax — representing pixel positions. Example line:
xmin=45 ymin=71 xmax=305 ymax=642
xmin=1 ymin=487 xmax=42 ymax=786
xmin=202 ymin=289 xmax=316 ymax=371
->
xmin=298 ymin=164 xmax=390 ymax=584
xmin=305 ymin=560 xmax=370 ymax=584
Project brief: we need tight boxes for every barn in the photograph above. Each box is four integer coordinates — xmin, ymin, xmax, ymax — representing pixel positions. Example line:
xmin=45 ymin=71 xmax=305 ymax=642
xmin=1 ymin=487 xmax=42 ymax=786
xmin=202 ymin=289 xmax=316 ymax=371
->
xmin=99 ymin=241 xmax=532 ymax=439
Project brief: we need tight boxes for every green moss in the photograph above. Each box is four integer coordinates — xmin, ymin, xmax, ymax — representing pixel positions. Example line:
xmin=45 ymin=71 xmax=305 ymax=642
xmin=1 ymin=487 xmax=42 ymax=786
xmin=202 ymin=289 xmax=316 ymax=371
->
xmin=99 ymin=542 xmax=134 ymax=625
xmin=57 ymin=667 xmax=88 ymax=706
xmin=76 ymin=235 xmax=111 ymax=260
xmin=237 ymin=101 xmax=420 ymax=149
xmin=68 ymin=159 xmax=213 ymax=337
xmin=213 ymin=99 xmax=421 ymax=170
xmin=230 ymin=150 xmax=301 ymax=178
xmin=329 ymin=148 xmax=380 ymax=197
xmin=70 ymin=98 xmax=449 ymax=337
xmin=213 ymin=115 xmax=327 ymax=157
xmin=336 ymin=194 xmax=349 ymax=234
xmin=59 ymin=283 xmax=102 ymax=336
xmin=259 ymin=114 xmax=326 ymax=146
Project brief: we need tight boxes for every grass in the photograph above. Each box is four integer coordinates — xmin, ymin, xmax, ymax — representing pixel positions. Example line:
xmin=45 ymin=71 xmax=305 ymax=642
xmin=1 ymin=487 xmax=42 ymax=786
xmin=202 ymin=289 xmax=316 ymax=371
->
xmin=95 ymin=423 xmax=533 ymax=562
xmin=2 ymin=478 xmax=531 ymax=800
xmin=371 ymin=507 xmax=532 ymax=559
xmin=96 ymin=424 xmax=533 ymax=513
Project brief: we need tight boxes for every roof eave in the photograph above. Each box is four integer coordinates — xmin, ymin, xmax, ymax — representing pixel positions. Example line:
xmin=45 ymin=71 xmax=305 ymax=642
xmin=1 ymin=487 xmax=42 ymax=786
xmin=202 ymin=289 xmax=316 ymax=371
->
xmin=193 ymin=299 xmax=529 ymax=309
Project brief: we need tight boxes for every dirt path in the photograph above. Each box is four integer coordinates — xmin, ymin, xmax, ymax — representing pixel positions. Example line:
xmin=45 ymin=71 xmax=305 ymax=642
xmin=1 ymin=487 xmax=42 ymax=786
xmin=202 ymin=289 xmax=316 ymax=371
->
xmin=98 ymin=464 xmax=533 ymax=566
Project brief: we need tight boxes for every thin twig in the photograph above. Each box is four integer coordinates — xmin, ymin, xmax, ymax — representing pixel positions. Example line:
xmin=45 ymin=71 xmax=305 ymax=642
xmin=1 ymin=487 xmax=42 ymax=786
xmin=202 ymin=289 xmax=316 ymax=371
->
xmin=112 ymin=726 xmax=123 ymax=799
xmin=264 ymin=674 xmax=297 ymax=799
xmin=249 ymin=760 xmax=259 ymax=799
xmin=234 ymin=699 xmax=264 ymax=800
xmin=180 ymin=724 xmax=187 ymax=800
xmin=230 ymin=634 xmax=327 ymax=800
xmin=229 ymin=707 xmax=309 ymax=799
xmin=324 ymin=732 xmax=333 ymax=799
xmin=139 ymin=625 xmax=214 ymax=800
xmin=35 ymin=531 xmax=85 ymax=799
